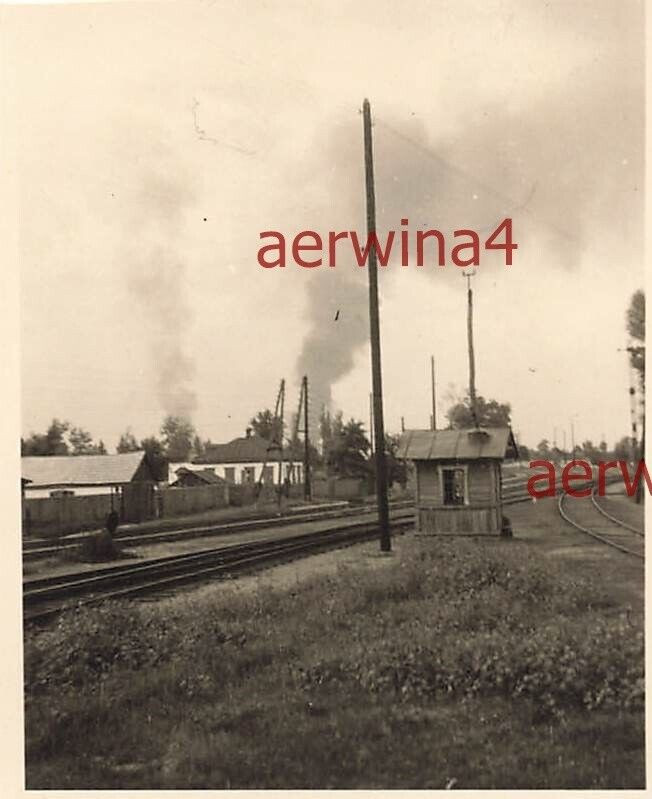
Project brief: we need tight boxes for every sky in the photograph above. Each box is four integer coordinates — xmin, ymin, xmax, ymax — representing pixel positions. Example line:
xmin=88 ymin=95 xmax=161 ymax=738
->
xmin=7 ymin=0 xmax=645 ymax=453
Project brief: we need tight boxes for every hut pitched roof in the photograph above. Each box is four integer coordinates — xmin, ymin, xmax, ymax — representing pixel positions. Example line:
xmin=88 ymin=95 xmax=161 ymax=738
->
xmin=397 ymin=427 xmax=518 ymax=461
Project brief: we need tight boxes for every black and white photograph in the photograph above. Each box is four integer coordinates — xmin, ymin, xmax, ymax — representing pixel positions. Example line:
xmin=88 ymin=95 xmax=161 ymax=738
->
xmin=3 ymin=0 xmax=646 ymax=790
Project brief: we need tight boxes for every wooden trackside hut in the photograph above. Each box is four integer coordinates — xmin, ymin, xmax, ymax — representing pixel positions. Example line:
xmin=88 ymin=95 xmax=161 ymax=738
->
xmin=397 ymin=427 xmax=518 ymax=535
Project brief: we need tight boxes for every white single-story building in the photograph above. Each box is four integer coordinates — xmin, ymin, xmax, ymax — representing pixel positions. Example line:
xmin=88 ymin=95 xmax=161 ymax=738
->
xmin=21 ymin=451 xmax=157 ymax=498
xmin=169 ymin=432 xmax=303 ymax=486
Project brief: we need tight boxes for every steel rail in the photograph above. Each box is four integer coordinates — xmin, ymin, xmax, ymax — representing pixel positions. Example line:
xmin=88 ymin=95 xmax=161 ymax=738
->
xmin=23 ymin=500 xmax=413 ymax=560
xmin=24 ymin=512 xmax=415 ymax=623
xmin=557 ymin=490 xmax=644 ymax=560
xmin=590 ymin=491 xmax=644 ymax=536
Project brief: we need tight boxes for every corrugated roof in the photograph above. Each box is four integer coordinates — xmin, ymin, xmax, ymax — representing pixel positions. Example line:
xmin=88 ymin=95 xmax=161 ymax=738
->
xmin=397 ymin=428 xmax=517 ymax=461
xmin=22 ymin=451 xmax=148 ymax=488
xmin=194 ymin=435 xmax=284 ymax=464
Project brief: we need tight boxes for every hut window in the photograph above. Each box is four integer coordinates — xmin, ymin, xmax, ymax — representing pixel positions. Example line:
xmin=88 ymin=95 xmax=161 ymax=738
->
xmin=442 ymin=468 xmax=466 ymax=505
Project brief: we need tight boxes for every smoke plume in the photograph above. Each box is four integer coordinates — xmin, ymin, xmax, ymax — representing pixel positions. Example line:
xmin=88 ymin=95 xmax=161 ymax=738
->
xmin=124 ymin=169 xmax=199 ymax=420
xmin=294 ymin=66 xmax=642 ymax=407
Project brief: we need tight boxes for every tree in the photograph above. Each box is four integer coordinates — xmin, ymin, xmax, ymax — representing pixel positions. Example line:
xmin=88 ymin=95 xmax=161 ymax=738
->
xmin=536 ymin=439 xmax=551 ymax=458
xmin=22 ymin=419 xmax=107 ymax=455
xmin=627 ymin=290 xmax=645 ymax=389
xmin=446 ymin=394 xmax=511 ymax=429
xmin=613 ymin=435 xmax=633 ymax=461
xmin=319 ymin=409 xmax=344 ymax=468
xmin=384 ymin=433 xmax=407 ymax=488
xmin=116 ymin=429 xmax=140 ymax=453
xmin=140 ymin=436 xmax=165 ymax=459
xmin=327 ymin=418 xmax=370 ymax=478
xmin=190 ymin=434 xmax=206 ymax=459
xmin=578 ymin=440 xmax=601 ymax=463
xmin=45 ymin=419 xmax=70 ymax=455
xmin=22 ymin=418 xmax=70 ymax=456
xmin=69 ymin=426 xmax=106 ymax=455
xmin=139 ymin=436 xmax=168 ymax=481
xmin=517 ymin=443 xmax=532 ymax=461
xmin=249 ymin=409 xmax=283 ymax=443
xmin=160 ymin=415 xmax=195 ymax=461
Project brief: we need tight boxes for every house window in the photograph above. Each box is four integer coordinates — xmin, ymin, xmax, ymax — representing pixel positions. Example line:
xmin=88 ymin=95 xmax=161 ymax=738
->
xmin=224 ymin=467 xmax=236 ymax=484
xmin=262 ymin=465 xmax=274 ymax=484
xmin=241 ymin=467 xmax=256 ymax=484
xmin=442 ymin=467 xmax=466 ymax=506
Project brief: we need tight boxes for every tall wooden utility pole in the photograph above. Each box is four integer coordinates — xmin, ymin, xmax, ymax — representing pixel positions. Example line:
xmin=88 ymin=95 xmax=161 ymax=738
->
xmin=369 ymin=392 xmax=374 ymax=455
xmin=637 ymin=416 xmax=645 ymax=504
xmin=277 ymin=379 xmax=285 ymax=508
xmin=618 ymin=342 xmax=645 ymax=502
xmin=362 ymin=98 xmax=391 ymax=552
xmin=430 ymin=355 xmax=437 ymax=430
xmin=303 ymin=375 xmax=311 ymax=501
xmin=464 ymin=270 xmax=479 ymax=427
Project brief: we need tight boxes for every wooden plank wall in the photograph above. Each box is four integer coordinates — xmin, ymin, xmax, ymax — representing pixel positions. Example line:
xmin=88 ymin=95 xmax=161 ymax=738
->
xmin=416 ymin=461 xmax=498 ymax=507
xmin=415 ymin=459 xmax=503 ymax=534
xmin=418 ymin=506 xmax=499 ymax=534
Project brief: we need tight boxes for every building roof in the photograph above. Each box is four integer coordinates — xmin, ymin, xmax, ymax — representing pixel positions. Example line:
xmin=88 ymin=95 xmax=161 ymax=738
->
xmin=173 ymin=467 xmax=226 ymax=485
xmin=193 ymin=434 xmax=286 ymax=464
xmin=21 ymin=451 xmax=149 ymax=488
xmin=397 ymin=427 xmax=518 ymax=461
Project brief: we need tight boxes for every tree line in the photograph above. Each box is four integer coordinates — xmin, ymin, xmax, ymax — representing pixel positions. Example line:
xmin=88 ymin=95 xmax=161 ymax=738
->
xmin=21 ymin=290 xmax=645 ymax=474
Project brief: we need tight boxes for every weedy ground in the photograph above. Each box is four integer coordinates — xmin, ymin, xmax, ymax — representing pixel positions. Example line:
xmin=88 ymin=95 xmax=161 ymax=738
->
xmin=24 ymin=516 xmax=644 ymax=789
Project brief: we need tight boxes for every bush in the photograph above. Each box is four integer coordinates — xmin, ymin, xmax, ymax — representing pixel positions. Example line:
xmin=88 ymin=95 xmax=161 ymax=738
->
xmin=75 ymin=530 xmax=122 ymax=562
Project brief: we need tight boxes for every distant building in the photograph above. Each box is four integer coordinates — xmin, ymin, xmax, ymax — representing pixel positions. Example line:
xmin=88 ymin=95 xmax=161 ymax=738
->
xmin=397 ymin=427 xmax=518 ymax=535
xmin=21 ymin=451 xmax=157 ymax=499
xmin=170 ymin=467 xmax=228 ymax=488
xmin=171 ymin=430 xmax=303 ymax=486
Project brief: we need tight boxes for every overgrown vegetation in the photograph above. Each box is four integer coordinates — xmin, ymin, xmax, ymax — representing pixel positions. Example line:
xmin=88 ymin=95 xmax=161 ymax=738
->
xmin=71 ymin=530 xmax=123 ymax=562
xmin=24 ymin=536 xmax=644 ymax=789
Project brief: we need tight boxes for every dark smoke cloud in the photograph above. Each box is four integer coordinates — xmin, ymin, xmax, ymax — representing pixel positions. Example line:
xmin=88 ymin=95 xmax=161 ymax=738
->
xmin=296 ymin=271 xmax=368 ymax=413
xmin=124 ymin=170 xmax=199 ymax=420
xmin=294 ymin=65 xmax=642 ymax=406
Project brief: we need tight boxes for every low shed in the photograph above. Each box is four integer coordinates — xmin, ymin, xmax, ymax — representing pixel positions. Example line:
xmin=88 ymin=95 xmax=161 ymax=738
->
xmin=171 ymin=467 xmax=228 ymax=488
xmin=397 ymin=427 xmax=518 ymax=535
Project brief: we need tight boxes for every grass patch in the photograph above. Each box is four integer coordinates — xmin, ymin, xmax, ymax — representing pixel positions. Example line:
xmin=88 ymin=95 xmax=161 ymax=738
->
xmin=24 ymin=535 xmax=644 ymax=789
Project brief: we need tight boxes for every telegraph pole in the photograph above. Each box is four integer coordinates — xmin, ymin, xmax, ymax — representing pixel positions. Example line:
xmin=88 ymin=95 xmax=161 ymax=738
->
xmin=618 ymin=342 xmax=645 ymax=502
xmin=430 ymin=355 xmax=437 ymax=430
xmin=637 ymin=415 xmax=645 ymax=504
xmin=303 ymin=375 xmax=311 ymax=501
xmin=464 ymin=270 xmax=479 ymax=427
xmin=277 ymin=379 xmax=285 ymax=509
xmin=362 ymin=98 xmax=391 ymax=552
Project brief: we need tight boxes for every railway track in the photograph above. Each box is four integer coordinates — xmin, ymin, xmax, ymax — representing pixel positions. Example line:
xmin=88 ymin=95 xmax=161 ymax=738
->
xmin=23 ymin=500 xmax=413 ymax=561
xmin=24 ymin=510 xmax=415 ymax=624
xmin=558 ymin=488 xmax=644 ymax=560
